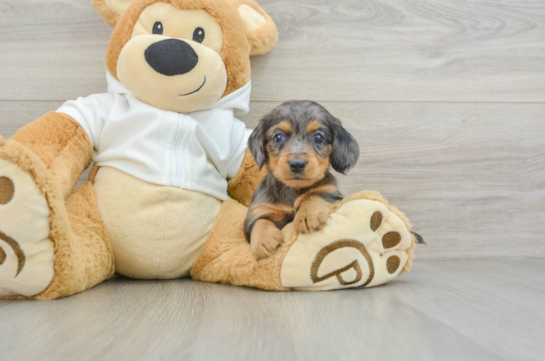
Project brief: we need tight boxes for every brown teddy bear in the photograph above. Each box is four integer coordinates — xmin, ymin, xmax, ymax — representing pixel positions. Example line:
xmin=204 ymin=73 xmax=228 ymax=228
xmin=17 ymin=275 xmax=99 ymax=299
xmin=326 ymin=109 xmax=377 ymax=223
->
xmin=0 ymin=0 xmax=416 ymax=300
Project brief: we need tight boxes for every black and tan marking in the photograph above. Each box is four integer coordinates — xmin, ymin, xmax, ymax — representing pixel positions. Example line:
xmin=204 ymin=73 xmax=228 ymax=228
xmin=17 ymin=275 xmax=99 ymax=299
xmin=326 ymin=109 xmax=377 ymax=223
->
xmin=245 ymin=101 xmax=359 ymax=259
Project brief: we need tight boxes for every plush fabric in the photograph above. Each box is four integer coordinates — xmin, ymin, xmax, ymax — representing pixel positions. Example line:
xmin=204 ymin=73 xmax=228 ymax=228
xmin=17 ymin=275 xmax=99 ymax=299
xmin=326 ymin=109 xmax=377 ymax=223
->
xmin=233 ymin=0 xmax=278 ymax=55
xmin=92 ymin=0 xmax=121 ymax=27
xmin=191 ymin=190 xmax=415 ymax=291
xmin=11 ymin=112 xmax=94 ymax=199
xmin=106 ymin=0 xmax=252 ymax=98
xmin=118 ymin=2 xmax=230 ymax=113
xmin=94 ymin=167 xmax=221 ymax=279
xmin=190 ymin=198 xmax=289 ymax=290
xmin=227 ymin=149 xmax=267 ymax=207
xmin=280 ymin=196 xmax=413 ymax=290
xmin=0 ymin=0 xmax=416 ymax=301
xmin=0 ymin=137 xmax=113 ymax=300
xmin=0 ymin=154 xmax=54 ymax=297
xmin=337 ymin=190 xmax=416 ymax=275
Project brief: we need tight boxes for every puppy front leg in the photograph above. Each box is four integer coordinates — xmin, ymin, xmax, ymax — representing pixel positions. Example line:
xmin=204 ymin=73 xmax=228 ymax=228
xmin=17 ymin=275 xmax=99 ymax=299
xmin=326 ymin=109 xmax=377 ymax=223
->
xmin=244 ymin=202 xmax=293 ymax=260
xmin=294 ymin=187 xmax=342 ymax=234
xmin=250 ymin=219 xmax=284 ymax=260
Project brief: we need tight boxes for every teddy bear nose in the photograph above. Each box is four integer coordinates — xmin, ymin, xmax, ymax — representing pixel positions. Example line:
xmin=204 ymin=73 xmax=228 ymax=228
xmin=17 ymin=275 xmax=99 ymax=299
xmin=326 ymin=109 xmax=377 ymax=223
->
xmin=289 ymin=159 xmax=307 ymax=173
xmin=144 ymin=38 xmax=199 ymax=76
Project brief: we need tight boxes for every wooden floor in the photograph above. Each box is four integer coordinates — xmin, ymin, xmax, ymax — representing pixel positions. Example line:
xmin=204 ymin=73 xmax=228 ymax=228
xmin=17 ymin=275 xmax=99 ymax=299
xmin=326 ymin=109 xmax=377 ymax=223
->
xmin=0 ymin=258 xmax=543 ymax=361
xmin=1 ymin=0 xmax=544 ymax=360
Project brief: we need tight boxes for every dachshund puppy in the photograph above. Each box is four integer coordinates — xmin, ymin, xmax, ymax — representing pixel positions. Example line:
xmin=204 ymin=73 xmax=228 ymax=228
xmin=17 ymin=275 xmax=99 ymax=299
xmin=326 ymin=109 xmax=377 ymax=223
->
xmin=244 ymin=100 xmax=360 ymax=260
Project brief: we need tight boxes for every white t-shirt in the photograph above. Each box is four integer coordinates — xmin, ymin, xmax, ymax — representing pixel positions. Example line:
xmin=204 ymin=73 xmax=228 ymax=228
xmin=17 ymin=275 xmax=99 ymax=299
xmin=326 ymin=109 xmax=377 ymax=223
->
xmin=57 ymin=73 xmax=253 ymax=200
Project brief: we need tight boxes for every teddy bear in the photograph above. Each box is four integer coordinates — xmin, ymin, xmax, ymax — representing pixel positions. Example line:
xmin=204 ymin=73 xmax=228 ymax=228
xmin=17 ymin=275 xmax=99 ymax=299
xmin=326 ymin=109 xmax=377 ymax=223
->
xmin=0 ymin=0 xmax=416 ymax=300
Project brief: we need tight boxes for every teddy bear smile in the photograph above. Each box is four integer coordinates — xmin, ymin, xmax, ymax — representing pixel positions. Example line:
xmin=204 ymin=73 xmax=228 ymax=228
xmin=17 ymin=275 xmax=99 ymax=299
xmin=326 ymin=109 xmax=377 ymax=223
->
xmin=179 ymin=76 xmax=206 ymax=96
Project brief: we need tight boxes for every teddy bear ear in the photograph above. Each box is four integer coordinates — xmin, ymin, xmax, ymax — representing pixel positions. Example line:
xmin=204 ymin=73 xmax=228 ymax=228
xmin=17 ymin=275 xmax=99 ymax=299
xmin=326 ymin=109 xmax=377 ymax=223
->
xmin=91 ymin=0 xmax=136 ymax=27
xmin=235 ymin=0 xmax=278 ymax=56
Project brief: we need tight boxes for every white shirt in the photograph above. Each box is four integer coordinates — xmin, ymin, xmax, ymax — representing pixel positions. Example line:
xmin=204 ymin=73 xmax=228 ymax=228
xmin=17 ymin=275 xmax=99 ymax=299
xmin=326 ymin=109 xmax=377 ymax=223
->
xmin=57 ymin=73 xmax=252 ymax=200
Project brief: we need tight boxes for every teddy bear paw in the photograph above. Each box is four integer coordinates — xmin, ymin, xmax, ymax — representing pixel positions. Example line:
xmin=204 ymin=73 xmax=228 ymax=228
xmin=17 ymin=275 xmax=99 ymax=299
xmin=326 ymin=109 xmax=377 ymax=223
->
xmin=0 ymin=153 xmax=55 ymax=298
xmin=280 ymin=199 xmax=413 ymax=290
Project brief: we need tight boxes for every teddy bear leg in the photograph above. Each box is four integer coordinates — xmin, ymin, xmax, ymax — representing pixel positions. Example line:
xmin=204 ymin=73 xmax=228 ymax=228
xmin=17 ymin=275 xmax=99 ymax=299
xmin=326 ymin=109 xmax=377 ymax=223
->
xmin=0 ymin=136 xmax=114 ymax=300
xmin=191 ymin=191 xmax=416 ymax=292
xmin=280 ymin=191 xmax=416 ymax=290
xmin=190 ymin=199 xmax=289 ymax=291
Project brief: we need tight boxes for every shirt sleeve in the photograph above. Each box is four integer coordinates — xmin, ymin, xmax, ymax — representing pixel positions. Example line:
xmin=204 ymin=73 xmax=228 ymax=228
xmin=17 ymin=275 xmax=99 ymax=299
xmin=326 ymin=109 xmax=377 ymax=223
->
xmin=56 ymin=93 xmax=116 ymax=150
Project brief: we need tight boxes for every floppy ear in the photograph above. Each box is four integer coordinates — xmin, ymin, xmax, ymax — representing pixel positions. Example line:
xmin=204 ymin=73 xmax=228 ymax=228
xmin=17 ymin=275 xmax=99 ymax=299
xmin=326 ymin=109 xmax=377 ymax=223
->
xmin=92 ymin=0 xmax=135 ymax=27
xmin=248 ymin=113 xmax=272 ymax=170
xmin=330 ymin=118 xmax=360 ymax=175
xmin=234 ymin=0 xmax=278 ymax=55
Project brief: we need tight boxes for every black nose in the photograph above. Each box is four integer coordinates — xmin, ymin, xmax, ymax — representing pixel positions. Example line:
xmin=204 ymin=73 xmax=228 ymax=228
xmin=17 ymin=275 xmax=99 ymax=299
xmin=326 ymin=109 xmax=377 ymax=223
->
xmin=289 ymin=159 xmax=307 ymax=173
xmin=144 ymin=39 xmax=198 ymax=76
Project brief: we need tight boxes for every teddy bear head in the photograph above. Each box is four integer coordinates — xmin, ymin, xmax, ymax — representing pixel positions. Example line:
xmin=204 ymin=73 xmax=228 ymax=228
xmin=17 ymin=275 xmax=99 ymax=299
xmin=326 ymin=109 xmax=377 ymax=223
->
xmin=92 ymin=0 xmax=277 ymax=112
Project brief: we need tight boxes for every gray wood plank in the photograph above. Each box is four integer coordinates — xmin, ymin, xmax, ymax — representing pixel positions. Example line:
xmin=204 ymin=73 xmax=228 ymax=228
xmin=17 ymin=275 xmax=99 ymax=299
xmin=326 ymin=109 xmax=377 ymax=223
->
xmin=1 ymin=259 xmax=543 ymax=361
xmin=1 ymin=0 xmax=544 ymax=102
xmin=1 ymin=100 xmax=544 ymax=260
xmin=398 ymin=258 xmax=545 ymax=361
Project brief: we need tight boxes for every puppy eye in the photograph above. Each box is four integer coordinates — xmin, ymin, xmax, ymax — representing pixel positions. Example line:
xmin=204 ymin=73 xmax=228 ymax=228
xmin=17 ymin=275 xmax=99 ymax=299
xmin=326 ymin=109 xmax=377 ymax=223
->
xmin=152 ymin=21 xmax=163 ymax=35
xmin=314 ymin=134 xmax=325 ymax=144
xmin=273 ymin=134 xmax=285 ymax=144
xmin=193 ymin=27 xmax=205 ymax=43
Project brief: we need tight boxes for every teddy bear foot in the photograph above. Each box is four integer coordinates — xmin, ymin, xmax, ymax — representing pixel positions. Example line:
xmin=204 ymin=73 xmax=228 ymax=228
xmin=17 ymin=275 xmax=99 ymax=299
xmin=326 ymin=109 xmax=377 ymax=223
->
xmin=0 ymin=141 xmax=55 ymax=298
xmin=280 ymin=198 xmax=414 ymax=291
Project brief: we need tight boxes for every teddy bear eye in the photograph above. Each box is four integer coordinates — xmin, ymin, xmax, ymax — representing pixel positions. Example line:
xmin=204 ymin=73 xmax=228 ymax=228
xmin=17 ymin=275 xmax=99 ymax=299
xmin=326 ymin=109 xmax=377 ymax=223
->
xmin=152 ymin=21 xmax=163 ymax=35
xmin=193 ymin=27 xmax=205 ymax=43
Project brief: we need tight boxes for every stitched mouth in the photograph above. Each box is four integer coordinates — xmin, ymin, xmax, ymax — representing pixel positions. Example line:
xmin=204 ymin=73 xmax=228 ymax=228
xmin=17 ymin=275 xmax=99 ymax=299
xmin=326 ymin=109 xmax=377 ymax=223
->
xmin=179 ymin=76 xmax=206 ymax=96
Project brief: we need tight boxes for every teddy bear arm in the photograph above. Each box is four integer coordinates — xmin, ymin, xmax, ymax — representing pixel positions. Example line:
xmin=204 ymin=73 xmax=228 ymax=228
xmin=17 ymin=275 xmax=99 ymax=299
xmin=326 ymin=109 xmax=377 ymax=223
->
xmin=227 ymin=149 xmax=266 ymax=207
xmin=10 ymin=112 xmax=94 ymax=198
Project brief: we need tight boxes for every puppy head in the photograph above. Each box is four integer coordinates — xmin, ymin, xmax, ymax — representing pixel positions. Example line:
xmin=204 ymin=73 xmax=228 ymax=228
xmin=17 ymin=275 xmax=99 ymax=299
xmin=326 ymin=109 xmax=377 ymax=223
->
xmin=92 ymin=0 xmax=278 ymax=113
xmin=249 ymin=101 xmax=360 ymax=189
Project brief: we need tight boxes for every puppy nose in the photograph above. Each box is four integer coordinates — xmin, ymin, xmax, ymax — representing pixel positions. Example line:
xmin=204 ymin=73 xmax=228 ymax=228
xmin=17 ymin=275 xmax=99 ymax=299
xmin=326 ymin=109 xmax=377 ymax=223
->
xmin=289 ymin=159 xmax=307 ymax=173
xmin=145 ymin=39 xmax=198 ymax=76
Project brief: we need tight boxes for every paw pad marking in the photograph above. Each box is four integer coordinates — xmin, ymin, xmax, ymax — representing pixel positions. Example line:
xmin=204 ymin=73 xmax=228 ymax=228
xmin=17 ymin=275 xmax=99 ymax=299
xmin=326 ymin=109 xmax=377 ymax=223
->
xmin=382 ymin=231 xmax=401 ymax=249
xmin=281 ymin=199 xmax=411 ymax=291
xmin=386 ymin=255 xmax=400 ymax=274
xmin=0 ymin=230 xmax=25 ymax=276
xmin=370 ymin=211 xmax=382 ymax=232
xmin=0 ymin=177 xmax=14 ymax=205
xmin=0 ymin=157 xmax=54 ymax=296
xmin=310 ymin=239 xmax=374 ymax=286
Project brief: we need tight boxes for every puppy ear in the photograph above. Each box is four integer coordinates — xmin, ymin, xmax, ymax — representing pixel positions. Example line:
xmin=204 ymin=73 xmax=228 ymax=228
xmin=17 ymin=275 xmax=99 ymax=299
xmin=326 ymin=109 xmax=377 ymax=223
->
xmin=92 ymin=0 xmax=135 ymax=27
xmin=235 ymin=0 xmax=278 ymax=56
xmin=330 ymin=119 xmax=360 ymax=175
xmin=248 ymin=114 xmax=270 ymax=170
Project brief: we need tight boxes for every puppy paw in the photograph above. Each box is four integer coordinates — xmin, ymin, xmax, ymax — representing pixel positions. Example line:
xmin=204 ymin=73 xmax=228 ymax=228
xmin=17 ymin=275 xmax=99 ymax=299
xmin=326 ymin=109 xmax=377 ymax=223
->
xmin=251 ymin=219 xmax=284 ymax=261
xmin=294 ymin=205 xmax=331 ymax=234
